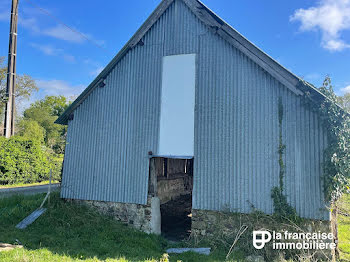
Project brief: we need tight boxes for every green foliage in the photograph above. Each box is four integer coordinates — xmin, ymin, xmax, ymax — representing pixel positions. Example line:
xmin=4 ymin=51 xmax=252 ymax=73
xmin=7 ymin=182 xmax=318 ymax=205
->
xmin=30 ymin=95 xmax=69 ymax=117
xmin=17 ymin=119 xmax=46 ymax=144
xmin=0 ymin=136 xmax=52 ymax=185
xmin=271 ymin=97 xmax=300 ymax=223
xmin=23 ymin=95 xmax=69 ymax=154
xmin=337 ymin=93 xmax=350 ymax=112
xmin=13 ymin=74 xmax=38 ymax=100
xmin=43 ymin=148 xmax=63 ymax=183
xmin=0 ymin=57 xmax=65 ymax=185
xmin=271 ymin=187 xmax=300 ymax=223
xmin=277 ymin=97 xmax=286 ymax=191
xmin=0 ymin=57 xmax=38 ymax=121
xmin=316 ymin=77 xmax=350 ymax=202
xmin=338 ymin=194 xmax=350 ymax=260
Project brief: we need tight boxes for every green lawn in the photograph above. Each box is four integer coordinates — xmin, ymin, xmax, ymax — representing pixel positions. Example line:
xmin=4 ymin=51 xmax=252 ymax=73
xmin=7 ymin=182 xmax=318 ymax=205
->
xmin=0 ymin=193 xmax=237 ymax=262
xmin=339 ymin=193 xmax=350 ymax=261
xmin=0 ymin=193 xmax=349 ymax=261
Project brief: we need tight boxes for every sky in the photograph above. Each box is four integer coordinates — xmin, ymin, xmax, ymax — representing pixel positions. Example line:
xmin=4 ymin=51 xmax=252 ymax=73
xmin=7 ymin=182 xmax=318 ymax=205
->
xmin=0 ymin=0 xmax=349 ymax=111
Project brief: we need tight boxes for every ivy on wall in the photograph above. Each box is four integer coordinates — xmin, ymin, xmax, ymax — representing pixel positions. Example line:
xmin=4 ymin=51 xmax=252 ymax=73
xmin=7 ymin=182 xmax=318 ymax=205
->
xmin=314 ymin=77 xmax=350 ymax=203
xmin=271 ymin=76 xmax=350 ymax=221
xmin=271 ymin=97 xmax=300 ymax=222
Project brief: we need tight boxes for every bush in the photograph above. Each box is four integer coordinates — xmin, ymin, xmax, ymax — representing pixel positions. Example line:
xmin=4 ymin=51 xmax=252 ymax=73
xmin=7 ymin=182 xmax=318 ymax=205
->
xmin=0 ymin=136 xmax=56 ymax=185
xmin=42 ymin=147 xmax=63 ymax=183
xmin=17 ymin=119 xmax=46 ymax=144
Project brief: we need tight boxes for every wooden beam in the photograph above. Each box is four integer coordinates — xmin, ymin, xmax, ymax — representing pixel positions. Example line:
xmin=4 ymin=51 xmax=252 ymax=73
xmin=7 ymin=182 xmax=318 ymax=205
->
xmin=149 ymin=158 xmax=158 ymax=196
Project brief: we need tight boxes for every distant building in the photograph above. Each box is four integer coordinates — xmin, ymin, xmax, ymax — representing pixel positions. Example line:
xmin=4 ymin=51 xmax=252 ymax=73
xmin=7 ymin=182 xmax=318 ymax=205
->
xmin=56 ymin=0 xmax=330 ymax=235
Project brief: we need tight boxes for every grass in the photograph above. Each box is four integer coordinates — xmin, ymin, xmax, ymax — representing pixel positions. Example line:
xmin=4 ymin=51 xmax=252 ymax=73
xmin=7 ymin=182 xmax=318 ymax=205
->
xmin=0 ymin=192 xmax=349 ymax=261
xmin=0 ymin=181 xmax=60 ymax=189
xmin=339 ymin=194 xmax=350 ymax=261
xmin=0 ymin=192 xmax=237 ymax=262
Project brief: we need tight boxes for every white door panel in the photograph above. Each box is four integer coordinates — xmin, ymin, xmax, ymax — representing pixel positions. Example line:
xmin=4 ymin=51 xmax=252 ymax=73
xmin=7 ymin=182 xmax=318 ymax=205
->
xmin=158 ymin=54 xmax=196 ymax=157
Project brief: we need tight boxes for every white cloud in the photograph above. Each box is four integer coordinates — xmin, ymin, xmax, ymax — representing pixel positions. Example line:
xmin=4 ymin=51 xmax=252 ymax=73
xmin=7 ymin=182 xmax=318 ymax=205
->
xmin=36 ymin=79 xmax=85 ymax=98
xmin=290 ymin=0 xmax=350 ymax=51
xmin=340 ymin=85 xmax=350 ymax=94
xmin=0 ymin=4 xmax=104 ymax=45
xmin=43 ymin=24 xmax=105 ymax=46
xmin=43 ymin=24 xmax=85 ymax=43
xmin=19 ymin=79 xmax=84 ymax=113
xmin=30 ymin=43 xmax=76 ymax=63
xmin=30 ymin=43 xmax=62 ymax=56
xmin=18 ymin=17 xmax=40 ymax=33
xmin=323 ymin=39 xmax=350 ymax=50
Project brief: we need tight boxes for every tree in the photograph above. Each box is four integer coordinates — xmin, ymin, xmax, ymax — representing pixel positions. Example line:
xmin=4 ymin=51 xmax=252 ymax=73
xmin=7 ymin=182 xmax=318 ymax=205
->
xmin=30 ymin=95 xmax=69 ymax=117
xmin=0 ymin=56 xmax=38 ymax=123
xmin=17 ymin=119 xmax=45 ymax=144
xmin=337 ymin=93 xmax=350 ymax=112
xmin=23 ymin=95 xmax=70 ymax=153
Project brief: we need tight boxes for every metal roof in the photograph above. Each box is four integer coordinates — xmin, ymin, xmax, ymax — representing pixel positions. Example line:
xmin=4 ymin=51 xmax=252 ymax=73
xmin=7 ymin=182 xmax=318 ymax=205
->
xmin=55 ymin=0 xmax=326 ymax=125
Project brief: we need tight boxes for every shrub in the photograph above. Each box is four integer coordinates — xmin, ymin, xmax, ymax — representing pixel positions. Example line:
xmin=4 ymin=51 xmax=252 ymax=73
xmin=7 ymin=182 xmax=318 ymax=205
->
xmin=0 ymin=136 xmax=53 ymax=185
xmin=17 ymin=119 xmax=46 ymax=144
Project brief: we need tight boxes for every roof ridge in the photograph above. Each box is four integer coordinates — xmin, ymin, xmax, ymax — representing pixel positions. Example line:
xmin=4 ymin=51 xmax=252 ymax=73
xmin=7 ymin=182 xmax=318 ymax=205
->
xmin=56 ymin=0 xmax=327 ymax=125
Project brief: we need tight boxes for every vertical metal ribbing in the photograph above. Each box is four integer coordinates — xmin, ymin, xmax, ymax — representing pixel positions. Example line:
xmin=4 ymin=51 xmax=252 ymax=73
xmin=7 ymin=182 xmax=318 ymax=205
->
xmin=193 ymin=24 xmax=327 ymax=219
xmin=61 ymin=0 xmax=328 ymax=219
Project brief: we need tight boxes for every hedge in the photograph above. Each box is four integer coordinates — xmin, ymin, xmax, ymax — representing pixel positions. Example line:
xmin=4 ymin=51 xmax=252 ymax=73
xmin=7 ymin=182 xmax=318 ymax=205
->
xmin=0 ymin=136 xmax=60 ymax=185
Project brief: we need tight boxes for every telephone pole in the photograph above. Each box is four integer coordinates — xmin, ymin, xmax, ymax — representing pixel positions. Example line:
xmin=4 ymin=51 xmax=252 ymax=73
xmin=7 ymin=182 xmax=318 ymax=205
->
xmin=3 ymin=0 xmax=19 ymax=138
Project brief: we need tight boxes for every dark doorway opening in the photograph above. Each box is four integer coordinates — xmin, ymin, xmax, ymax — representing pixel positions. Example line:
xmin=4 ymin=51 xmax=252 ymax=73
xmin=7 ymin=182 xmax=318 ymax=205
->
xmin=149 ymin=157 xmax=193 ymax=241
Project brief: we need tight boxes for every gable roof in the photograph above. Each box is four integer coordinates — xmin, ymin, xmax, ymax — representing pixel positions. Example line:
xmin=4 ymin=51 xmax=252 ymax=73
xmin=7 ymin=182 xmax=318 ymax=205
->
xmin=56 ymin=0 xmax=327 ymax=125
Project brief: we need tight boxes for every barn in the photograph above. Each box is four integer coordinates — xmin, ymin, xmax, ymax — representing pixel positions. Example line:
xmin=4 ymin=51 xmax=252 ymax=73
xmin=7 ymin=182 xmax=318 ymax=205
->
xmin=56 ymin=0 xmax=330 ymax=236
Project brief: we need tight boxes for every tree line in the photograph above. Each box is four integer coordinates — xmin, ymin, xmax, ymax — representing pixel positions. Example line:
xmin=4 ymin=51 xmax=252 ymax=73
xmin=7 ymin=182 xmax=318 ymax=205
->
xmin=0 ymin=57 xmax=71 ymax=184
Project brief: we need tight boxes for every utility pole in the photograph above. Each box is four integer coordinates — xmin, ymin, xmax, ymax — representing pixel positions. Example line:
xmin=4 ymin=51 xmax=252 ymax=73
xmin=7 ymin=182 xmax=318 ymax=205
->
xmin=3 ymin=0 xmax=19 ymax=138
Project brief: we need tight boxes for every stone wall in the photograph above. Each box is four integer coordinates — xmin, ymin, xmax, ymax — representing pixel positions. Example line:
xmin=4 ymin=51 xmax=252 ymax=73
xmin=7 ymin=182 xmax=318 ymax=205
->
xmin=157 ymin=174 xmax=192 ymax=204
xmin=191 ymin=209 xmax=334 ymax=261
xmin=74 ymin=197 xmax=161 ymax=234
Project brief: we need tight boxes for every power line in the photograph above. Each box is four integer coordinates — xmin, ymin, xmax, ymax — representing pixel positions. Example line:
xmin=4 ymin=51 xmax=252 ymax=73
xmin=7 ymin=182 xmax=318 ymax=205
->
xmin=23 ymin=0 xmax=107 ymax=51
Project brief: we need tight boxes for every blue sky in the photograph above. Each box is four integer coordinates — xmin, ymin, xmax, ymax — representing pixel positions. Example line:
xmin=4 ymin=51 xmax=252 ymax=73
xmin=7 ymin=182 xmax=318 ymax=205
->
xmin=0 ymin=0 xmax=349 ymax=110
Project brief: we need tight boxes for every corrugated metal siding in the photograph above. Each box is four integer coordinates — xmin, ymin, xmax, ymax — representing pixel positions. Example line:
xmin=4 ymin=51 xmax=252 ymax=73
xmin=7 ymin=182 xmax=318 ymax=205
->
xmin=62 ymin=0 xmax=329 ymax=220
xmin=193 ymin=29 xmax=328 ymax=220
xmin=61 ymin=0 xmax=207 ymax=204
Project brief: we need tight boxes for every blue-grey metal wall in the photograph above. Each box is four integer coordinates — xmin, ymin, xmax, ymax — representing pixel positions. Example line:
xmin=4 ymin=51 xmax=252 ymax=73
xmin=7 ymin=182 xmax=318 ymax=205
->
xmin=61 ymin=0 xmax=329 ymax=220
xmin=194 ymin=31 xmax=328 ymax=220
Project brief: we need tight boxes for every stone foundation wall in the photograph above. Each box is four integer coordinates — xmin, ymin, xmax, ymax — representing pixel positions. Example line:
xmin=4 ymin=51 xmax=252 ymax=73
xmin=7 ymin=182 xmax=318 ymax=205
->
xmin=191 ymin=209 xmax=334 ymax=261
xmin=157 ymin=175 xmax=192 ymax=204
xmin=191 ymin=209 xmax=332 ymax=237
xmin=74 ymin=197 xmax=160 ymax=234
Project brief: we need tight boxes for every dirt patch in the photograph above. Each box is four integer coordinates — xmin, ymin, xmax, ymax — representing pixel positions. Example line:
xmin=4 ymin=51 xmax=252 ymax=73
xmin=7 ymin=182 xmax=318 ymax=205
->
xmin=0 ymin=243 xmax=23 ymax=252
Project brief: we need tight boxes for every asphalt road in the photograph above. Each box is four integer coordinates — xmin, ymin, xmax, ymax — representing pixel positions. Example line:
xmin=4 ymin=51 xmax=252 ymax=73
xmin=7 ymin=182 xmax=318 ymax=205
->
xmin=0 ymin=183 xmax=60 ymax=198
